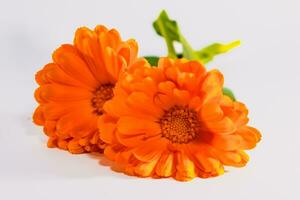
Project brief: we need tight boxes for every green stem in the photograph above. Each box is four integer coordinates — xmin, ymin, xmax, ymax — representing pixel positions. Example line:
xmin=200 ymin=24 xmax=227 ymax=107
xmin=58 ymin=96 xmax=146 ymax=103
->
xmin=157 ymin=19 xmax=177 ymax=58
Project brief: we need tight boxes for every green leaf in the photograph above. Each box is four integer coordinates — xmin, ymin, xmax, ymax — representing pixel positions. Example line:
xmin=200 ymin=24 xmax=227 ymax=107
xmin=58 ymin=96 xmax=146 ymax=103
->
xmin=153 ymin=10 xmax=179 ymax=42
xmin=197 ymin=40 xmax=241 ymax=64
xmin=153 ymin=10 xmax=197 ymax=59
xmin=144 ymin=56 xmax=159 ymax=66
xmin=144 ymin=40 xmax=240 ymax=66
xmin=153 ymin=10 xmax=178 ymax=58
xmin=179 ymin=32 xmax=199 ymax=60
xmin=222 ymin=87 xmax=236 ymax=101
xmin=153 ymin=10 xmax=240 ymax=64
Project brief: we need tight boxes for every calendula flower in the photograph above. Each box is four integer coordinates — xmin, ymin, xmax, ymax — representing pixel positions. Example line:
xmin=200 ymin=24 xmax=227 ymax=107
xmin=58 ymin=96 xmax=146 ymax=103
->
xmin=99 ymin=58 xmax=261 ymax=181
xmin=33 ymin=25 xmax=139 ymax=154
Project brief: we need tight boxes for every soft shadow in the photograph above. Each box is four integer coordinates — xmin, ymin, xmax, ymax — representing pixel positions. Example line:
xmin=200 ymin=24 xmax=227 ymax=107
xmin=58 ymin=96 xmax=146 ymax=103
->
xmin=88 ymin=153 xmax=134 ymax=180
xmin=14 ymin=112 xmax=132 ymax=180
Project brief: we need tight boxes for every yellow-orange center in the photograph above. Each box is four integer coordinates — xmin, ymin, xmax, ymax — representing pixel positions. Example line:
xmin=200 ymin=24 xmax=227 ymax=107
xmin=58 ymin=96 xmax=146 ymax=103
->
xmin=91 ymin=84 xmax=114 ymax=115
xmin=159 ymin=105 xmax=200 ymax=144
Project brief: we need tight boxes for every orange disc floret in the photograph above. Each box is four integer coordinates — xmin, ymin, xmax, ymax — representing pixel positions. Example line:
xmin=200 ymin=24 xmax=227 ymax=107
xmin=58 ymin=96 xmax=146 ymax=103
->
xmin=33 ymin=25 xmax=140 ymax=154
xmin=99 ymin=58 xmax=261 ymax=181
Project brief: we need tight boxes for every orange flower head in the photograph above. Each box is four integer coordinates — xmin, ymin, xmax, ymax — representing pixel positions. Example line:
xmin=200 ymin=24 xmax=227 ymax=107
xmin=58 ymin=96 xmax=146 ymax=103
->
xmin=33 ymin=25 xmax=139 ymax=154
xmin=99 ymin=58 xmax=261 ymax=181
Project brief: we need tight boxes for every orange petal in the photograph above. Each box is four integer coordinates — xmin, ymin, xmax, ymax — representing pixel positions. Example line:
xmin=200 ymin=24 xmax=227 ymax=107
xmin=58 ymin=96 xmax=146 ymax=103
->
xmin=177 ymin=60 xmax=206 ymax=76
xmin=227 ymin=102 xmax=249 ymax=127
xmin=39 ymin=84 xmax=92 ymax=102
xmin=121 ymin=39 xmax=138 ymax=64
xmin=155 ymin=152 xmax=174 ymax=177
xmin=153 ymin=81 xmax=176 ymax=109
xmin=153 ymin=93 xmax=176 ymax=110
xmin=157 ymin=81 xmax=176 ymax=96
xmin=94 ymin=25 xmax=108 ymax=35
xmin=52 ymin=44 xmax=99 ymax=88
xmin=47 ymin=137 xmax=57 ymax=148
xmin=133 ymin=138 xmax=166 ymax=162
xmin=78 ymin=137 xmax=90 ymax=146
xmin=43 ymin=100 xmax=90 ymax=120
xmin=177 ymin=72 xmax=198 ymax=92
xmin=44 ymin=63 xmax=91 ymax=90
xmin=117 ymin=43 xmax=131 ymax=65
xmin=97 ymin=28 xmax=121 ymax=49
xmin=103 ymin=47 xmax=125 ymax=81
xmin=103 ymin=96 xmax=131 ymax=118
xmin=212 ymin=134 xmax=243 ymax=151
xmin=117 ymin=116 xmax=161 ymax=136
xmin=193 ymin=152 xmax=223 ymax=174
xmin=220 ymin=95 xmax=234 ymax=108
xmin=43 ymin=120 xmax=57 ymax=137
xmin=98 ymin=114 xmax=117 ymax=144
xmin=90 ymin=131 xmax=100 ymax=145
xmin=134 ymin=157 xmax=159 ymax=177
xmin=159 ymin=58 xmax=177 ymax=81
xmin=57 ymin=139 xmax=68 ymax=150
xmin=236 ymin=126 xmax=261 ymax=149
xmin=175 ymin=152 xmax=196 ymax=181
xmin=188 ymin=96 xmax=202 ymax=110
xmin=199 ymin=70 xmax=223 ymax=104
xmin=34 ymin=87 xmax=48 ymax=103
xmin=104 ymin=145 xmax=119 ymax=161
xmin=172 ymin=88 xmax=191 ymax=106
xmin=199 ymin=103 xmax=224 ymax=121
xmin=114 ymin=148 xmax=133 ymax=166
xmin=217 ymin=150 xmax=249 ymax=167
xmin=56 ymin=109 xmax=97 ymax=138
xmin=74 ymin=27 xmax=114 ymax=84
xmin=35 ymin=68 xmax=49 ymax=85
xmin=126 ymin=92 xmax=162 ymax=118
xmin=130 ymin=77 xmax=157 ymax=97
xmin=33 ymin=106 xmax=45 ymax=125
xmin=68 ymin=139 xmax=85 ymax=154
xmin=159 ymin=58 xmax=207 ymax=93
xmin=104 ymin=90 xmax=158 ymax=120
xmin=202 ymin=117 xmax=236 ymax=135
xmin=116 ymin=133 xmax=148 ymax=147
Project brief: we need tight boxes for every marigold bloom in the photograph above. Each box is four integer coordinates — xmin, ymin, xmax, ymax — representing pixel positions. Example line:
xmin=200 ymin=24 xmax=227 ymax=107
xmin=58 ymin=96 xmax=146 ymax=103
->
xmin=33 ymin=25 xmax=139 ymax=154
xmin=99 ymin=58 xmax=261 ymax=181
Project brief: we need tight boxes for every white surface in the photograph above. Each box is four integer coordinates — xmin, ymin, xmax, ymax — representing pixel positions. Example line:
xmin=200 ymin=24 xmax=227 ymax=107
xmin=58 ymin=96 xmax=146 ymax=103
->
xmin=1 ymin=0 xmax=300 ymax=199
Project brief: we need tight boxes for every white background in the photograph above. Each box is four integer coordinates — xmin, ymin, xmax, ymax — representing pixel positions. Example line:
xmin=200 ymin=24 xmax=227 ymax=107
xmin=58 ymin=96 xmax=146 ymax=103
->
xmin=1 ymin=0 xmax=300 ymax=199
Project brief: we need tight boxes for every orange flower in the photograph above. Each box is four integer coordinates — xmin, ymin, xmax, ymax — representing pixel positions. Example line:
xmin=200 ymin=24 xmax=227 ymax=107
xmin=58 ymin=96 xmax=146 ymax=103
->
xmin=99 ymin=58 xmax=261 ymax=181
xmin=33 ymin=25 xmax=139 ymax=154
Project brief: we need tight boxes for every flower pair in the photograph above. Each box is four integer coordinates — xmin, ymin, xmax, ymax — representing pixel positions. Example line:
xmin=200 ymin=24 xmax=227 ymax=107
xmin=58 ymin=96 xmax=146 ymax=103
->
xmin=33 ymin=24 xmax=261 ymax=181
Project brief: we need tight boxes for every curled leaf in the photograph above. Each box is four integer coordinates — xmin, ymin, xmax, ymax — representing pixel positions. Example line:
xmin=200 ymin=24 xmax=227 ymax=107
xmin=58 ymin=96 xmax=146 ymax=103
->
xmin=153 ymin=10 xmax=240 ymax=64
xmin=197 ymin=40 xmax=241 ymax=64
xmin=153 ymin=10 xmax=197 ymax=59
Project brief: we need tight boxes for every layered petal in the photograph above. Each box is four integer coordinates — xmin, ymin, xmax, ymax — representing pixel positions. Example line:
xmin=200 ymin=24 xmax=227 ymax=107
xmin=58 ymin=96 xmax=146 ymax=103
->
xmin=96 ymin=57 xmax=261 ymax=181
xmin=33 ymin=25 xmax=139 ymax=154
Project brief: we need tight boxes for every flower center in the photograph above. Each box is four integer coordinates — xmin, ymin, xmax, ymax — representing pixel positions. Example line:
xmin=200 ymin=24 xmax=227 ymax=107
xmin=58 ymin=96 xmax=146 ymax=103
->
xmin=159 ymin=105 xmax=200 ymax=144
xmin=91 ymin=84 xmax=114 ymax=115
